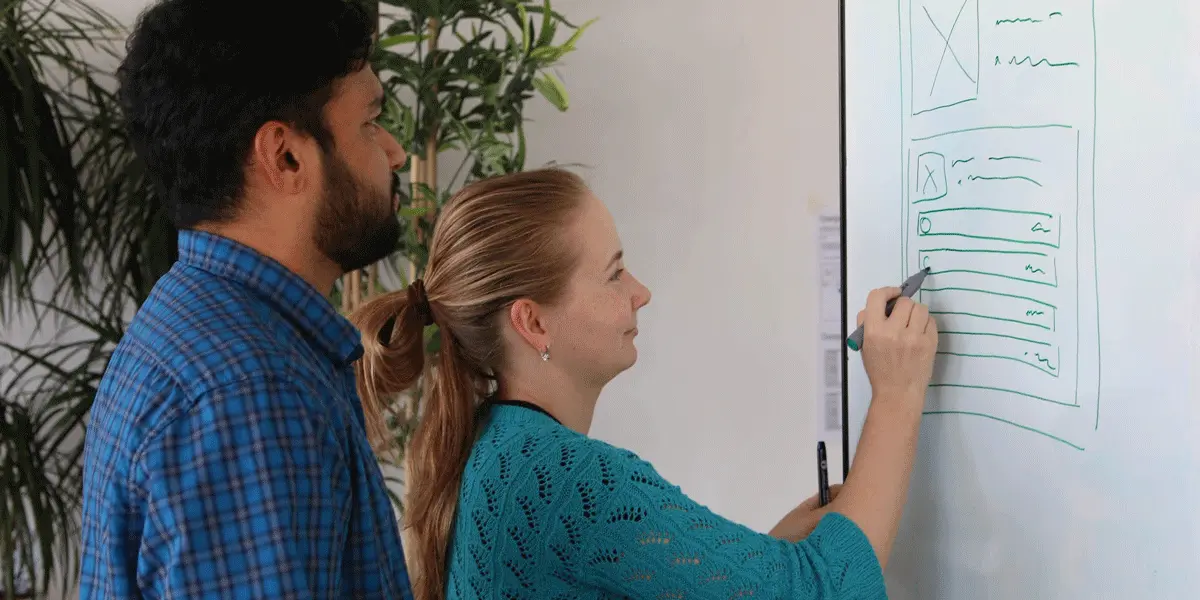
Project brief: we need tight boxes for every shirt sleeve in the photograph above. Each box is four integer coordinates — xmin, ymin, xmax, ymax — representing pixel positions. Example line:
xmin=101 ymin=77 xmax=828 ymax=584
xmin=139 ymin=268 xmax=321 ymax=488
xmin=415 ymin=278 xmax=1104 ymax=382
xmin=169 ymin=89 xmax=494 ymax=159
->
xmin=559 ymin=441 xmax=886 ymax=600
xmin=133 ymin=377 xmax=351 ymax=599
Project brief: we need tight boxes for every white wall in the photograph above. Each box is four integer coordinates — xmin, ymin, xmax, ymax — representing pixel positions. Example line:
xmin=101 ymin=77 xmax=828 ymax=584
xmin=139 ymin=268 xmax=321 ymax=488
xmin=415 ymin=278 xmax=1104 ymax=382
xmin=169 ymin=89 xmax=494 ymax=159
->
xmin=12 ymin=0 xmax=841 ymax=596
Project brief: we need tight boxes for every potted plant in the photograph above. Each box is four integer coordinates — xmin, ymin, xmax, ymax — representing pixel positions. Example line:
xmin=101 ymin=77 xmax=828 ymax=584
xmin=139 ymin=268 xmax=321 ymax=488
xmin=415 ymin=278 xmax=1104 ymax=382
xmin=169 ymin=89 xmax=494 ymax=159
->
xmin=1 ymin=0 xmax=170 ymax=597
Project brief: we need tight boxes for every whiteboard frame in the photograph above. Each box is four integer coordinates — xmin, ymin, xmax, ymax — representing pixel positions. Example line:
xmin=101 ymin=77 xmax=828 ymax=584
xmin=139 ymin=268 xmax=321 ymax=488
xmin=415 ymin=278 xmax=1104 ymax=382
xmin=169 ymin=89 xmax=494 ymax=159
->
xmin=837 ymin=0 xmax=851 ymax=479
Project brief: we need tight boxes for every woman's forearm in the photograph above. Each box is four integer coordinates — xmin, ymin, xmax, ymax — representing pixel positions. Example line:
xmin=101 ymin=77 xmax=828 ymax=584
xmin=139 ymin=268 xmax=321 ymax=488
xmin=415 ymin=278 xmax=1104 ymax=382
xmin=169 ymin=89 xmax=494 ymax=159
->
xmin=830 ymin=390 xmax=924 ymax=569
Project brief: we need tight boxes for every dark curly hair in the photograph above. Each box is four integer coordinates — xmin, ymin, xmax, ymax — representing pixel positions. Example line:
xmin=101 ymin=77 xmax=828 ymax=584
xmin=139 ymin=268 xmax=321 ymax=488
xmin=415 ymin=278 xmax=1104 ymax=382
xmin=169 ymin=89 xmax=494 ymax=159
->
xmin=117 ymin=0 xmax=375 ymax=228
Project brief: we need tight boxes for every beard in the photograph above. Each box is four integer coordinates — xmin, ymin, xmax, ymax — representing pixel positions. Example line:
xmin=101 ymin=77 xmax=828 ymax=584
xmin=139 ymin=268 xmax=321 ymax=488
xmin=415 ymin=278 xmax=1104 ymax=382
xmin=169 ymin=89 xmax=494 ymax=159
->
xmin=314 ymin=150 xmax=401 ymax=273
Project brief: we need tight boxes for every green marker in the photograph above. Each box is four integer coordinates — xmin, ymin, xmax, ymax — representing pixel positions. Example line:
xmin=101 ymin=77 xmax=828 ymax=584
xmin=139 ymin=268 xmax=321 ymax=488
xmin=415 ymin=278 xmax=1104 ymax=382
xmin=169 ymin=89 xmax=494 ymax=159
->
xmin=846 ymin=267 xmax=932 ymax=352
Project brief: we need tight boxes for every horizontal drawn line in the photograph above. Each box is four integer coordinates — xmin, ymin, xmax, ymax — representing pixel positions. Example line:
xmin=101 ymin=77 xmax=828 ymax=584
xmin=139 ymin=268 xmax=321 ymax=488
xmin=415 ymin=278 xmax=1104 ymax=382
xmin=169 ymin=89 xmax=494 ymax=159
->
xmin=951 ymin=157 xmax=975 ymax=166
xmin=911 ymin=124 xmax=1072 ymax=142
xmin=968 ymin=174 xmax=1043 ymax=187
xmin=989 ymin=155 xmax=1040 ymax=162
xmin=930 ymin=310 xmax=1051 ymax=330
xmin=918 ymin=232 xmax=1059 ymax=248
xmin=913 ymin=97 xmax=977 ymax=116
xmin=920 ymin=206 xmax=1053 ymax=218
xmin=922 ymin=410 xmax=1085 ymax=451
xmin=936 ymin=351 xmax=1059 ymax=377
xmin=929 ymin=268 xmax=1057 ymax=286
xmin=939 ymin=330 xmax=1052 ymax=346
xmin=919 ymin=247 xmax=1048 ymax=257
xmin=923 ymin=286 xmax=1057 ymax=308
xmin=928 ymin=384 xmax=1073 ymax=406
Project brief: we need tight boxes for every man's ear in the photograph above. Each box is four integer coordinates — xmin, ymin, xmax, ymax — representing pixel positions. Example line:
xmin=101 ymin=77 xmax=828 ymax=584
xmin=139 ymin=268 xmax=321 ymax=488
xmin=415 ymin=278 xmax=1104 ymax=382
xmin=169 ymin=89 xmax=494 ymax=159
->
xmin=508 ymin=299 xmax=550 ymax=355
xmin=249 ymin=121 xmax=313 ymax=195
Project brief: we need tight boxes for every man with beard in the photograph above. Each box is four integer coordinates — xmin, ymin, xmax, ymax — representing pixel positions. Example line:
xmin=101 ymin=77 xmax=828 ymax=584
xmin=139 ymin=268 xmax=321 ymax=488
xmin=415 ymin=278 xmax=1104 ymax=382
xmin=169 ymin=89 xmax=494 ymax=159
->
xmin=78 ymin=1 xmax=413 ymax=598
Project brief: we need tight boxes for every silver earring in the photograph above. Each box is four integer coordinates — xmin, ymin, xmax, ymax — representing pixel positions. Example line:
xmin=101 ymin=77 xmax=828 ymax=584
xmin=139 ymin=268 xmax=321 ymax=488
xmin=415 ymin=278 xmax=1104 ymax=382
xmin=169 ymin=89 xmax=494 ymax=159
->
xmin=540 ymin=346 xmax=550 ymax=361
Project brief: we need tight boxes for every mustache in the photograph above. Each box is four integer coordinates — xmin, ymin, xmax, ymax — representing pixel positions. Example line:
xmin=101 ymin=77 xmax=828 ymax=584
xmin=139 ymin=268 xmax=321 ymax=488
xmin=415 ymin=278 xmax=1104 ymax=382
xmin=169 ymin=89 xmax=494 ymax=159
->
xmin=391 ymin=171 xmax=402 ymax=197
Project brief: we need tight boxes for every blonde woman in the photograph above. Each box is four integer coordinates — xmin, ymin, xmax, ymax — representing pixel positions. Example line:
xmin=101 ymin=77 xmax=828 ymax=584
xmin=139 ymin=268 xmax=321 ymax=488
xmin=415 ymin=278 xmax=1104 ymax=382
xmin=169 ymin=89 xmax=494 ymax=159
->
xmin=353 ymin=167 xmax=938 ymax=599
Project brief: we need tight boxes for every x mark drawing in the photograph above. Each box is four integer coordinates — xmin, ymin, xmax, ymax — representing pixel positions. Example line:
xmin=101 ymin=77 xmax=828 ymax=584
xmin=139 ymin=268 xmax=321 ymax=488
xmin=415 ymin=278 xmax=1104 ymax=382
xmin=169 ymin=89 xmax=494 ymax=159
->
xmin=924 ymin=0 xmax=976 ymax=96
xmin=922 ymin=165 xmax=939 ymax=193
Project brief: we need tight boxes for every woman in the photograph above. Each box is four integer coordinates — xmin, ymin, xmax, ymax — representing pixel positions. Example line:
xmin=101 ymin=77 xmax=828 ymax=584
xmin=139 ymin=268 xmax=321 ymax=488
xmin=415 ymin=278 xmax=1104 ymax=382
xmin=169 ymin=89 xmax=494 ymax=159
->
xmin=352 ymin=167 xmax=938 ymax=599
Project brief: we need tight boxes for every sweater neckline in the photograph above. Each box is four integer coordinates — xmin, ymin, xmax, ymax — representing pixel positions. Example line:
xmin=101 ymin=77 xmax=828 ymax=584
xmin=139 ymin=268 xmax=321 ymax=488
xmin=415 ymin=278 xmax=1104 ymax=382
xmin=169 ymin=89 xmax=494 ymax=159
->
xmin=488 ymin=399 xmax=562 ymax=425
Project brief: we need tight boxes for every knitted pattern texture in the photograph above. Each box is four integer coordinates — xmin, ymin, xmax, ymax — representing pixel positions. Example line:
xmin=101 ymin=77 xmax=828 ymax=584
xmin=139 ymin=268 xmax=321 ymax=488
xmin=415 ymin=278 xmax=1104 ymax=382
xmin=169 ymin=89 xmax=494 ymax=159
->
xmin=446 ymin=405 xmax=886 ymax=599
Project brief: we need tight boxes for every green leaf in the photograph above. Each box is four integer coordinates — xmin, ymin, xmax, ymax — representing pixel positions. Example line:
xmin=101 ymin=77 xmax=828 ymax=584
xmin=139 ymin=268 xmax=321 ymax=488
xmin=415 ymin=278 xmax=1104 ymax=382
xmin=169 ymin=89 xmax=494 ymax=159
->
xmin=560 ymin=17 xmax=597 ymax=52
xmin=532 ymin=72 xmax=569 ymax=111
xmin=518 ymin=4 xmax=530 ymax=55
xmin=378 ymin=33 xmax=428 ymax=48
xmin=399 ymin=205 xmax=431 ymax=218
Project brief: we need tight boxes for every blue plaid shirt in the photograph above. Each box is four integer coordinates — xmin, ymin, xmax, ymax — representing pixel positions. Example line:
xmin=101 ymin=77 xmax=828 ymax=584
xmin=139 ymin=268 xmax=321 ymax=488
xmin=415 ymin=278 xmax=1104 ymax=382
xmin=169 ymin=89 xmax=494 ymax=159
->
xmin=80 ymin=230 xmax=413 ymax=599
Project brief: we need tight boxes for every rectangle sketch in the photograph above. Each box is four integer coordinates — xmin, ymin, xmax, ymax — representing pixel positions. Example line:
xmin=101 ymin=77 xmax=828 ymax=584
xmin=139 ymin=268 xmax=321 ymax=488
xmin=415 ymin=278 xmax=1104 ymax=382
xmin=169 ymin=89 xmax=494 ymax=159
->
xmin=909 ymin=0 xmax=979 ymax=115
xmin=899 ymin=0 xmax=1100 ymax=450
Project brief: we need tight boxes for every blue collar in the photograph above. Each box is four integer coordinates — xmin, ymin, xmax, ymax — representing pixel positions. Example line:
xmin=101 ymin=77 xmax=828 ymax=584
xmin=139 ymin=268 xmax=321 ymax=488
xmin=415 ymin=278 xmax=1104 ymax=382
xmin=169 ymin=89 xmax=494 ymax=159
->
xmin=176 ymin=229 xmax=364 ymax=366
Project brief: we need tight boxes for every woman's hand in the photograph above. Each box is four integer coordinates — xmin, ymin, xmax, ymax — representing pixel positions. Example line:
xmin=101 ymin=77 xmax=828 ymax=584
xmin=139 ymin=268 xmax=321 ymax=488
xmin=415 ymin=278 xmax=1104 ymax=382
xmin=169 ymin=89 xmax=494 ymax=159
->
xmin=855 ymin=286 xmax=938 ymax=405
xmin=769 ymin=484 xmax=843 ymax=542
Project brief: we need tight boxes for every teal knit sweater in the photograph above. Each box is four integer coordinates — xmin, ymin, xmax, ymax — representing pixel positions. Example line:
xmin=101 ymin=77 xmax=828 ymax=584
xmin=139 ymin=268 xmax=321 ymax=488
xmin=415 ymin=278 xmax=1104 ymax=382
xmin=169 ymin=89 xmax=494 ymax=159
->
xmin=445 ymin=403 xmax=887 ymax=599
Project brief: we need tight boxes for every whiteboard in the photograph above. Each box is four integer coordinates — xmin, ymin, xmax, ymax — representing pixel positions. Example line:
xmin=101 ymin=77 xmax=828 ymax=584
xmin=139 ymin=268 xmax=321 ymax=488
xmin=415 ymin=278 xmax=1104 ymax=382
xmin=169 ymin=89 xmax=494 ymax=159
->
xmin=844 ymin=1 xmax=1200 ymax=598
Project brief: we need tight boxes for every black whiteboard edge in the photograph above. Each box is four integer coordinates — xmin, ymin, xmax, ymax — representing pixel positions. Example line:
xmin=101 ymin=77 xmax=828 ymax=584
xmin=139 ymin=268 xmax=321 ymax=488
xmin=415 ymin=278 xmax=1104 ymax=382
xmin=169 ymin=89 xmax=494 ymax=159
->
xmin=838 ymin=0 xmax=850 ymax=480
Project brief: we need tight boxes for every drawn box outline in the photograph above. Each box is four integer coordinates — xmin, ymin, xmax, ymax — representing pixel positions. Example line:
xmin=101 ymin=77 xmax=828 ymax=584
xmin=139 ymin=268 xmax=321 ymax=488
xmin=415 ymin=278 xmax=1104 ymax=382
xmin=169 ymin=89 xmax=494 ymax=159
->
xmin=935 ymin=333 xmax=1062 ymax=378
xmin=908 ymin=0 xmax=981 ymax=116
xmin=918 ymin=247 xmax=1059 ymax=288
xmin=914 ymin=151 xmax=949 ymax=201
xmin=916 ymin=206 xmax=1063 ymax=248
xmin=918 ymin=285 xmax=1057 ymax=332
xmin=898 ymin=126 xmax=1099 ymax=450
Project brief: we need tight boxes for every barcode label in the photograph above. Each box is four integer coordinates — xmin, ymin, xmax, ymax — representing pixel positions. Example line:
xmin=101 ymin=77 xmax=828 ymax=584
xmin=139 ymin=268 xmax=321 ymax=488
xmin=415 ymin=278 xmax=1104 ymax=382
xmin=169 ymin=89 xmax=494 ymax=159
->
xmin=825 ymin=391 xmax=842 ymax=431
xmin=824 ymin=349 xmax=841 ymax=387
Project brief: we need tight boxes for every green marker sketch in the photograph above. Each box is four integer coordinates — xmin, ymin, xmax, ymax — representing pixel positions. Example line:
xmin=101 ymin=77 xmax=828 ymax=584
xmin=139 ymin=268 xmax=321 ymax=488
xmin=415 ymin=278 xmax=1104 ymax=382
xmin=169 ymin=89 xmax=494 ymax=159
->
xmin=968 ymin=174 xmax=1044 ymax=187
xmin=940 ymin=330 xmax=1051 ymax=347
xmin=924 ymin=286 xmax=1056 ymax=309
xmin=939 ymin=348 xmax=1059 ymax=376
xmin=995 ymin=17 xmax=1041 ymax=25
xmin=996 ymin=55 xmax=1080 ymax=68
xmin=929 ymin=268 xmax=1056 ymax=287
xmin=921 ymin=206 xmax=1052 ymax=218
xmin=913 ymin=98 xmax=977 ymax=116
xmin=928 ymin=384 xmax=1073 ymax=407
xmin=911 ymin=124 xmax=1071 ymax=142
xmin=922 ymin=411 xmax=1085 ymax=451
xmin=920 ymin=247 xmax=1047 ymax=256
xmin=1031 ymin=351 xmax=1057 ymax=371
xmin=895 ymin=0 xmax=1101 ymax=447
xmin=931 ymin=310 xmax=1051 ymax=330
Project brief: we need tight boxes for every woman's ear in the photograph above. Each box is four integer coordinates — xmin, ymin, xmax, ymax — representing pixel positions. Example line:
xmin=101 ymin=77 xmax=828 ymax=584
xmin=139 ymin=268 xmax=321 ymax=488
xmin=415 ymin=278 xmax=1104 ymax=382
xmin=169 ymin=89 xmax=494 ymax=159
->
xmin=507 ymin=299 xmax=550 ymax=355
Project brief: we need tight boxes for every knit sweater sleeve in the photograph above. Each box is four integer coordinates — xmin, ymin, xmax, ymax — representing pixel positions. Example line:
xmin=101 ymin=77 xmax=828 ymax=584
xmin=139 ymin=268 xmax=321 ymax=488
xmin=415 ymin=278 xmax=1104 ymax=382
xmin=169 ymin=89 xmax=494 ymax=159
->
xmin=549 ymin=438 xmax=886 ymax=599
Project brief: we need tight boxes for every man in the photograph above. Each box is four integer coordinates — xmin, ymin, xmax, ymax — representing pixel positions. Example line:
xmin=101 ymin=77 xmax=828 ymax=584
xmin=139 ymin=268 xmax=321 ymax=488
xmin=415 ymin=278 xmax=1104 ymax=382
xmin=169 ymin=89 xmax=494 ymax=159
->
xmin=79 ymin=0 xmax=413 ymax=597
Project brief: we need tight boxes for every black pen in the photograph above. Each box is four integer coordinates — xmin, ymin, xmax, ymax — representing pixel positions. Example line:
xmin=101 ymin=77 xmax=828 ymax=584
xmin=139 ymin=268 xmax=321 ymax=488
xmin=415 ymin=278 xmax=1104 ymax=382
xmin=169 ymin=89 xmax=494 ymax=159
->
xmin=817 ymin=441 xmax=831 ymax=507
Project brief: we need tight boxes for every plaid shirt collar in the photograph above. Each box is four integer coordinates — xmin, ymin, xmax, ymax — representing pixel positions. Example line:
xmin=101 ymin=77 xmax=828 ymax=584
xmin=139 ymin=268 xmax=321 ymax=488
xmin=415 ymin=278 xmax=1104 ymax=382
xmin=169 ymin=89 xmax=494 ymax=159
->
xmin=176 ymin=229 xmax=364 ymax=366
